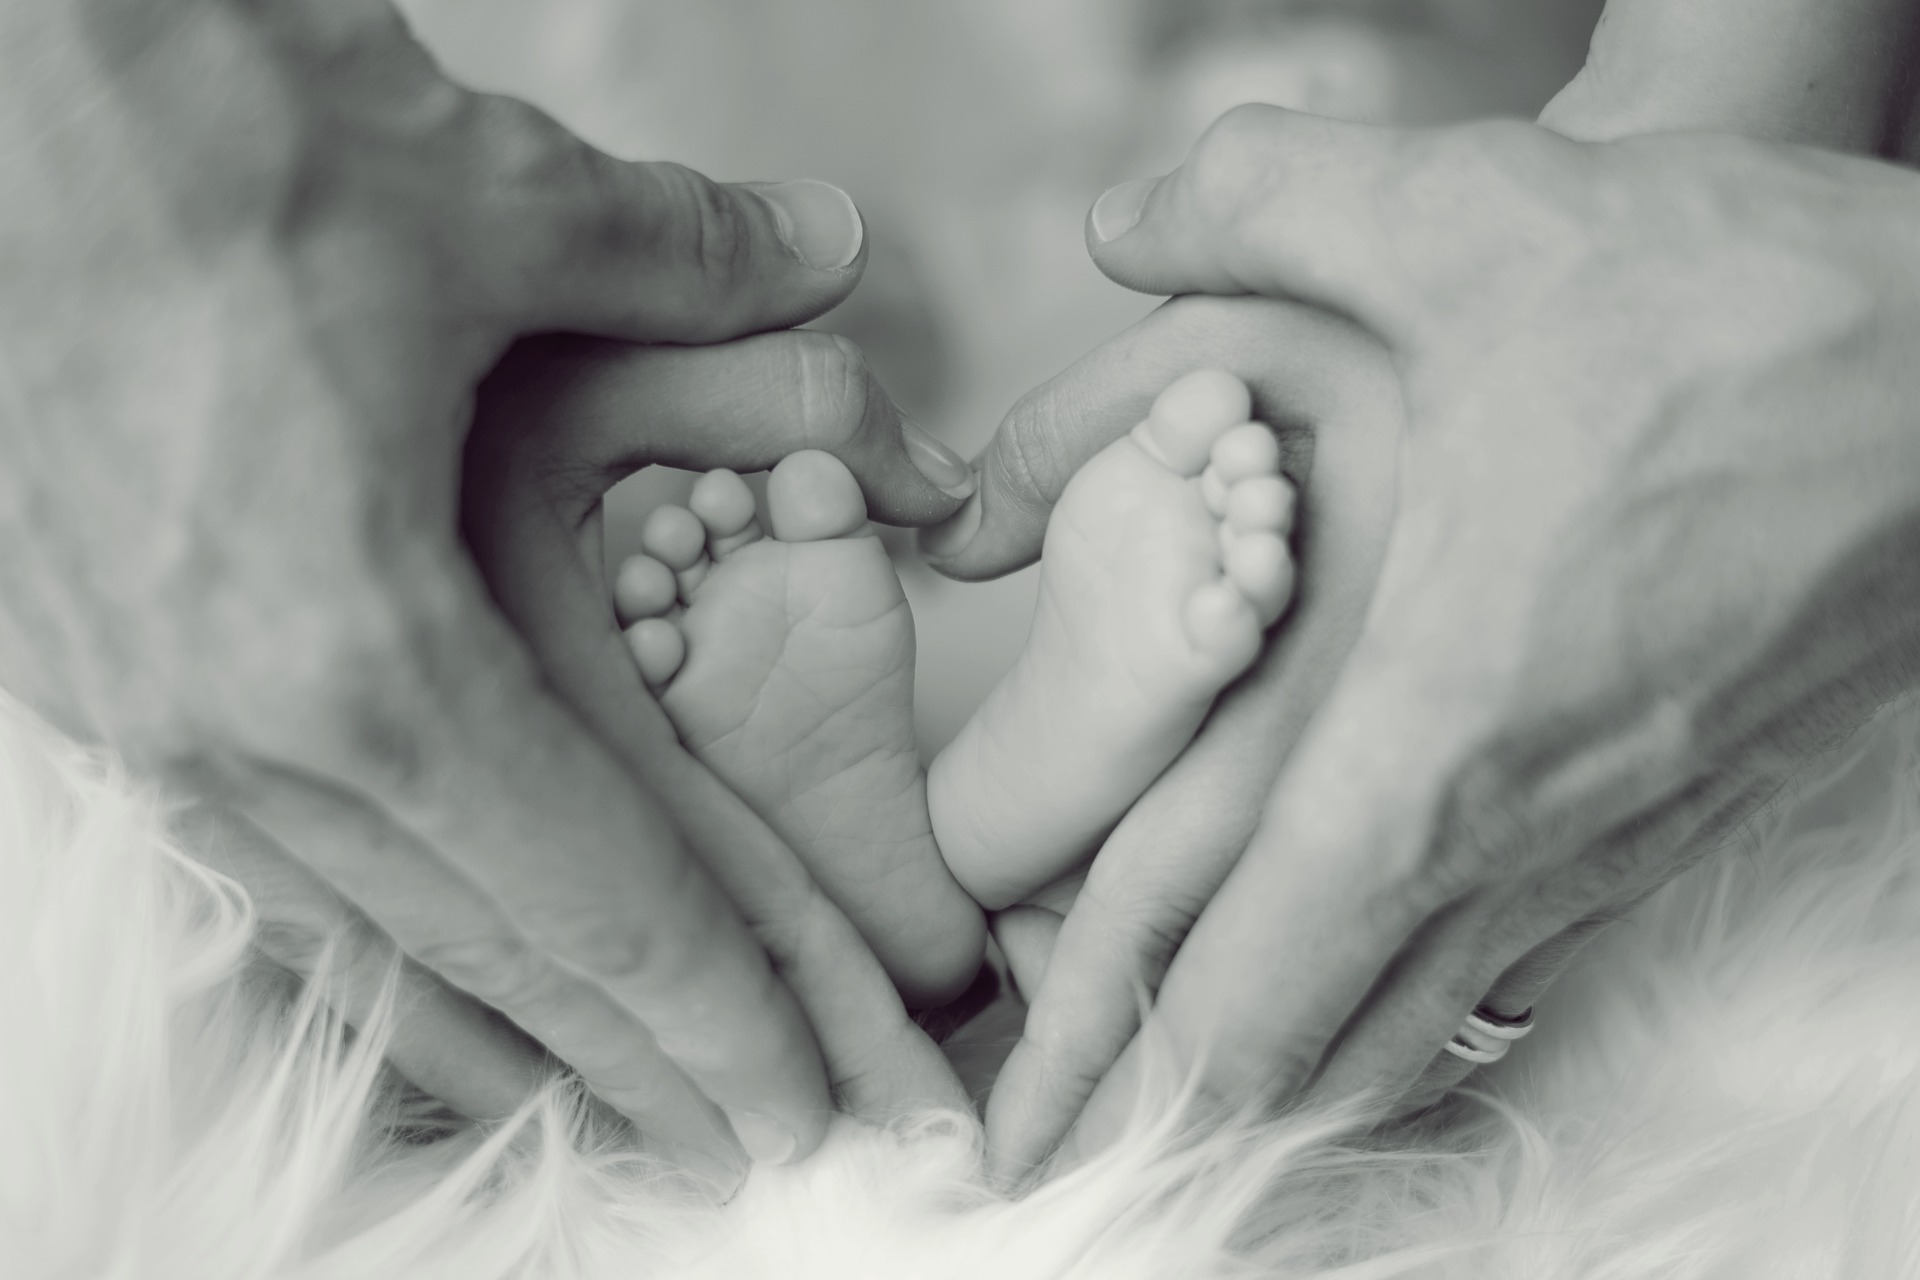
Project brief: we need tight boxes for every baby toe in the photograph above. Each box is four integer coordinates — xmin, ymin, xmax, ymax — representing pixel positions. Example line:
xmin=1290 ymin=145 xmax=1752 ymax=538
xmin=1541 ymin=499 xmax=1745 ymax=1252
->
xmin=641 ymin=504 xmax=713 ymax=602
xmin=1183 ymin=579 xmax=1264 ymax=671
xmin=766 ymin=450 xmax=868 ymax=543
xmin=1224 ymin=532 xmax=1295 ymax=626
xmin=1133 ymin=369 xmax=1253 ymax=477
xmin=625 ymin=617 xmax=687 ymax=688
xmin=1200 ymin=465 xmax=1232 ymax=517
xmin=689 ymin=469 xmax=764 ymax=558
xmin=1225 ymin=474 xmax=1297 ymax=538
xmin=612 ymin=555 xmax=679 ymax=627
xmin=641 ymin=505 xmax=708 ymax=570
xmin=1209 ymin=422 xmax=1282 ymax=483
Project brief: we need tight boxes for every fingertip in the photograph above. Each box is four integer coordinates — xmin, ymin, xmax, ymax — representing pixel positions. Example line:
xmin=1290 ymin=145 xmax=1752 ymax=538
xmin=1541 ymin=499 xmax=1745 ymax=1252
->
xmin=902 ymin=420 xmax=979 ymax=501
xmin=725 ymin=1107 xmax=803 ymax=1166
xmin=1088 ymin=176 xmax=1162 ymax=248
xmin=743 ymin=179 xmax=866 ymax=274
xmin=982 ymin=1040 xmax=1068 ymax=1182
xmin=916 ymin=489 xmax=985 ymax=566
xmin=993 ymin=905 xmax=1064 ymax=1003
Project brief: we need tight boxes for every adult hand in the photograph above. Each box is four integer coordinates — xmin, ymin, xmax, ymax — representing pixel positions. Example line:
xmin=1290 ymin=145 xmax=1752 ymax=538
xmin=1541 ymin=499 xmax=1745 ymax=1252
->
xmin=0 ymin=0 xmax=969 ymax=1181
xmin=1054 ymin=104 xmax=1920 ymax=1146
xmin=929 ymin=0 xmax=1920 ymax=1174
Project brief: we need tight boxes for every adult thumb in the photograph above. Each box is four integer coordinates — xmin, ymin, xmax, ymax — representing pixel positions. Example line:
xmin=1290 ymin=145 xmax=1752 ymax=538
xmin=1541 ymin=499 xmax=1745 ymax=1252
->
xmin=1085 ymin=105 xmax=1422 ymax=341
xmin=475 ymin=97 xmax=869 ymax=344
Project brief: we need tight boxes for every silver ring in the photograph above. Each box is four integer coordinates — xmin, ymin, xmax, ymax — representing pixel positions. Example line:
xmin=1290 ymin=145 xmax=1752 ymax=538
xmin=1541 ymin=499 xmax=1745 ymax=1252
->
xmin=1466 ymin=1005 xmax=1533 ymax=1041
xmin=1443 ymin=1005 xmax=1533 ymax=1065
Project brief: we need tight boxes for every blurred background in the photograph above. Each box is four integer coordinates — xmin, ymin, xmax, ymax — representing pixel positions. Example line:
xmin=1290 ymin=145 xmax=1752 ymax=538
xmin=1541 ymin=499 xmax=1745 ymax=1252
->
xmin=399 ymin=0 xmax=1604 ymax=753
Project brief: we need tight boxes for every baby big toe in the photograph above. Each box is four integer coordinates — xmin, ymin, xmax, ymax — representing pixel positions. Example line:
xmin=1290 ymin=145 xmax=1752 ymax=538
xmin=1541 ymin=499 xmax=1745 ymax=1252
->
xmin=1133 ymin=369 xmax=1253 ymax=477
xmin=689 ymin=469 xmax=764 ymax=558
xmin=641 ymin=504 xmax=712 ymax=601
xmin=766 ymin=450 xmax=868 ymax=542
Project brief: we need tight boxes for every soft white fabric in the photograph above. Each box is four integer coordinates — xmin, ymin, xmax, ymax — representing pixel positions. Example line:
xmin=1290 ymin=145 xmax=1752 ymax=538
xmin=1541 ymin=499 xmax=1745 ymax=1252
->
xmin=4 ymin=692 xmax=1919 ymax=1279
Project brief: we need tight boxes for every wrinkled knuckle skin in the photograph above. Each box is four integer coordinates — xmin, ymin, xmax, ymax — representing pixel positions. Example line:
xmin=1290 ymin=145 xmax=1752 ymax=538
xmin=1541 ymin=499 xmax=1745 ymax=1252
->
xmin=1185 ymin=102 xmax=1291 ymax=225
xmin=474 ymin=95 xmax=596 ymax=251
xmin=1414 ymin=750 xmax=1536 ymax=909
xmin=1019 ymin=1001 xmax=1113 ymax=1084
xmin=791 ymin=332 xmax=873 ymax=452
xmin=1383 ymin=120 xmax=1585 ymax=297
xmin=558 ymin=909 xmax=671 ymax=991
xmin=1214 ymin=1037 xmax=1319 ymax=1110
xmin=989 ymin=388 xmax=1085 ymax=520
xmin=1194 ymin=102 xmax=1290 ymax=174
xmin=645 ymin=162 xmax=754 ymax=298
xmin=412 ymin=929 xmax=550 ymax=1011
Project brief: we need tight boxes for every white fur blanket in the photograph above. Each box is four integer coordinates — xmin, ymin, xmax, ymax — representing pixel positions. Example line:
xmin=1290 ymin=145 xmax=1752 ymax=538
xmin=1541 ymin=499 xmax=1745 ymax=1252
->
xmin=6 ymin=692 xmax=1919 ymax=1279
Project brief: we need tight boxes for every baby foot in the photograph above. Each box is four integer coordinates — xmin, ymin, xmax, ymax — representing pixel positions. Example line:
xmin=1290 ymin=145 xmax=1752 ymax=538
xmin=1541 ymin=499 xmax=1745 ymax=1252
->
xmin=614 ymin=453 xmax=986 ymax=1007
xmin=929 ymin=370 xmax=1296 ymax=909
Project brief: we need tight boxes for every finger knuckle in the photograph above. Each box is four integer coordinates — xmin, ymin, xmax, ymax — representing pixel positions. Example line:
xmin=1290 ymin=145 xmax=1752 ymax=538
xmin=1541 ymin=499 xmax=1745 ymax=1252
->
xmin=1382 ymin=121 xmax=1583 ymax=295
xmin=789 ymin=332 xmax=873 ymax=451
xmin=989 ymin=387 xmax=1087 ymax=517
xmin=413 ymin=928 xmax=552 ymax=1010
xmin=1104 ymin=896 xmax=1197 ymax=974
xmin=252 ymin=920 xmax=333 ymax=976
xmin=1405 ymin=749 xmax=1535 ymax=908
xmin=477 ymin=94 xmax=595 ymax=226
xmin=649 ymin=162 xmax=753 ymax=294
xmin=1185 ymin=102 xmax=1291 ymax=223
xmin=1219 ymin=1039 xmax=1320 ymax=1105
xmin=1018 ymin=1004 xmax=1113 ymax=1086
xmin=559 ymin=908 xmax=672 ymax=990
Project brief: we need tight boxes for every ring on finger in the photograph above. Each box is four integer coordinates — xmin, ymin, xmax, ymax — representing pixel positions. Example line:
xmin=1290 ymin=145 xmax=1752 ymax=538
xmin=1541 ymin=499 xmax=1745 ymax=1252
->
xmin=1443 ymin=1004 xmax=1533 ymax=1065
